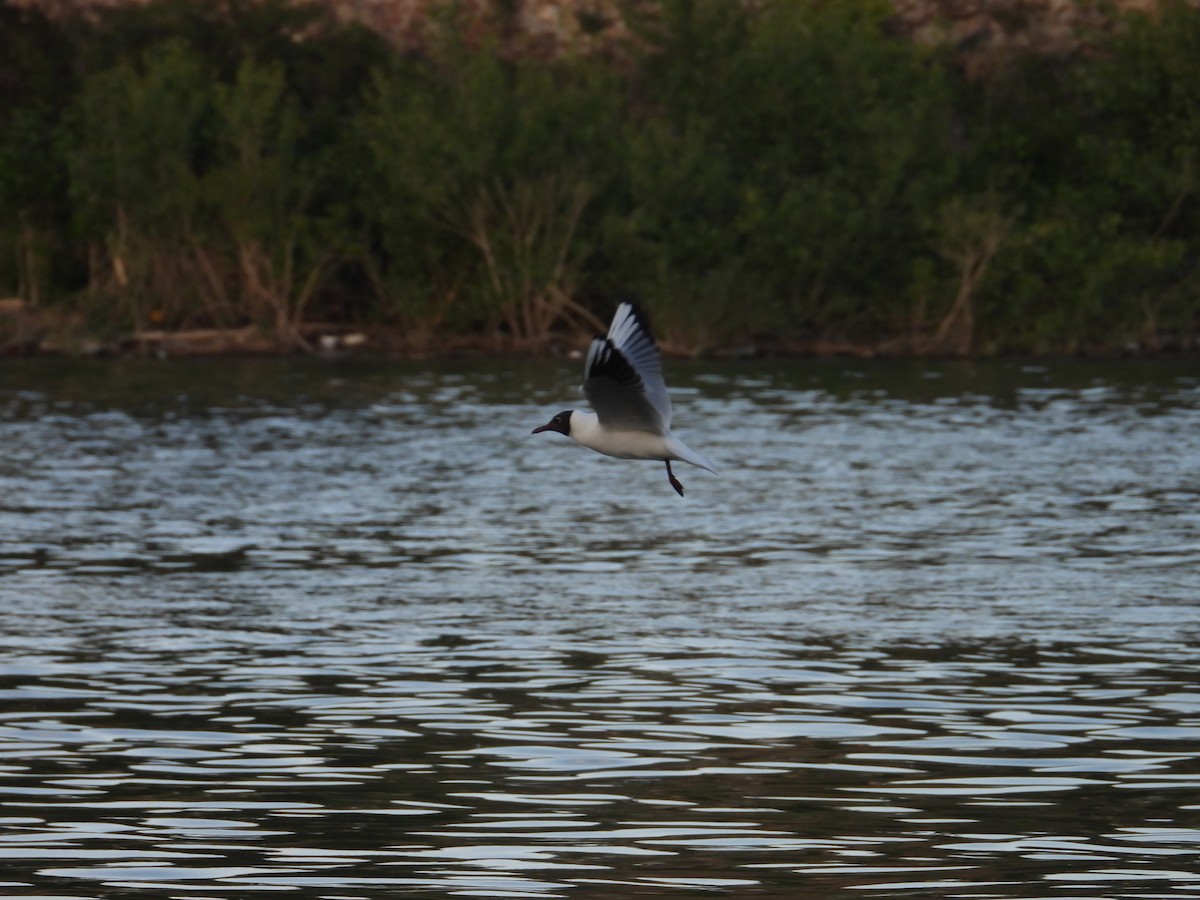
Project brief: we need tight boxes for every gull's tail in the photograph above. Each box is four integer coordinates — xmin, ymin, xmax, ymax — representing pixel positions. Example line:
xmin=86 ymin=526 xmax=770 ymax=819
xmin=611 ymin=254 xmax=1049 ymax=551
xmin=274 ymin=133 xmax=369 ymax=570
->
xmin=666 ymin=437 xmax=718 ymax=474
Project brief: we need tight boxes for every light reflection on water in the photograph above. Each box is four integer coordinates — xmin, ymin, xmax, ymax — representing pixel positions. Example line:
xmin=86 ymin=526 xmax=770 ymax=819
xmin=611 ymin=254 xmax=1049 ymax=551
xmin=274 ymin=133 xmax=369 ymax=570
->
xmin=0 ymin=357 xmax=1198 ymax=898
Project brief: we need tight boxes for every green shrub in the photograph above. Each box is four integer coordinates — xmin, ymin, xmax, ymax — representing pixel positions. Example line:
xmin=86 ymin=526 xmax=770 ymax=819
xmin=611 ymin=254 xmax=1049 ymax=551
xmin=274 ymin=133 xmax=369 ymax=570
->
xmin=0 ymin=5 xmax=80 ymax=304
xmin=1 ymin=0 xmax=1198 ymax=353
xmin=207 ymin=57 xmax=330 ymax=343
xmin=354 ymin=43 xmax=622 ymax=338
xmin=61 ymin=39 xmax=212 ymax=331
xmin=977 ymin=209 xmax=1182 ymax=353
xmin=954 ymin=2 xmax=1200 ymax=352
xmin=612 ymin=0 xmax=957 ymax=346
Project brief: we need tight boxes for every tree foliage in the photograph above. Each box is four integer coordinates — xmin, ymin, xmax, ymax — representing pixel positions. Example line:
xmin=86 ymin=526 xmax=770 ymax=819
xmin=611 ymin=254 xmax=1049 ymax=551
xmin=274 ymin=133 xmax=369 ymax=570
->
xmin=1 ymin=0 xmax=1199 ymax=354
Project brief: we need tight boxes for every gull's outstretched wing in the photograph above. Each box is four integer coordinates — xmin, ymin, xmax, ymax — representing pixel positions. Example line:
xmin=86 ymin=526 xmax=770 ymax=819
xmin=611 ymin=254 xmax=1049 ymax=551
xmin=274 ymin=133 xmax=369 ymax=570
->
xmin=582 ymin=302 xmax=672 ymax=434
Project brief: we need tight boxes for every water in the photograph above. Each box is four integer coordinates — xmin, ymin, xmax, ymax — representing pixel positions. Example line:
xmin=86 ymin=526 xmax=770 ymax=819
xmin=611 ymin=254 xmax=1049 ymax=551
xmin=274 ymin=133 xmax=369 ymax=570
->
xmin=0 ymin=357 xmax=1198 ymax=899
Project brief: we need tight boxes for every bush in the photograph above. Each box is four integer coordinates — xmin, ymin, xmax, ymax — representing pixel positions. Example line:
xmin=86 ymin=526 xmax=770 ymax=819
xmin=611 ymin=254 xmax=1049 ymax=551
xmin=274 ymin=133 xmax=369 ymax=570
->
xmin=0 ymin=4 xmax=80 ymax=304
xmin=611 ymin=0 xmax=957 ymax=346
xmin=956 ymin=2 xmax=1200 ymax=352
xmin=354 ymin=42 xmax=623 ymax=338
xmin=0 ymin=0 xmax=1198 ymax=354
xmin=61 ymin=39 xmax=213 ymax=331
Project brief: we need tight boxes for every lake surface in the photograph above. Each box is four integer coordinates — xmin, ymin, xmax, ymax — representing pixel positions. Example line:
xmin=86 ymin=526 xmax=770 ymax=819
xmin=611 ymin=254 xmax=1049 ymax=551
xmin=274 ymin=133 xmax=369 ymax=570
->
xmin=0 ymin=356 xmax=1198 ymax=899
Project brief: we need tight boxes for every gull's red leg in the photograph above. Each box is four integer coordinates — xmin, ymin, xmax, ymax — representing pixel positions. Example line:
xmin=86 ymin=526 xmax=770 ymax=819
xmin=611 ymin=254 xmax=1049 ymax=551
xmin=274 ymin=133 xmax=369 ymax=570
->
xmin=666 ymin=461 xmax=684 ymax=497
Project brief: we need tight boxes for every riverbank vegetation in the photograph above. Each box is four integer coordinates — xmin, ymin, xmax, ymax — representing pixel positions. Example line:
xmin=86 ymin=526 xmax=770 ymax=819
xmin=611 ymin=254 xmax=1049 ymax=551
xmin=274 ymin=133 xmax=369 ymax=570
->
xmin=2 ymin=0 xmax=1199 ymax=356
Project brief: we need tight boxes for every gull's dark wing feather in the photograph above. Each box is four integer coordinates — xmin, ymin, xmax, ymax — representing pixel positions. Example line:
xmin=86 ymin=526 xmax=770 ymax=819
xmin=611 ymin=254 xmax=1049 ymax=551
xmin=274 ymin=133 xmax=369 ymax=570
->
xmin=583 ymin=336 xmax=667 ymax=434
xmin=581 ymin=302 xmax=672 ymax=433
xmin=606 ymin=303 xmax=672 ymax=427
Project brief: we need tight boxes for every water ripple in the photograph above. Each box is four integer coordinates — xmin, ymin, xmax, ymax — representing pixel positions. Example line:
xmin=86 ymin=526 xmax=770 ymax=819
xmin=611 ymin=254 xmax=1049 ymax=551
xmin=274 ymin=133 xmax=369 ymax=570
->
xmin=0 ymin=359 xmax=1198 ymax=897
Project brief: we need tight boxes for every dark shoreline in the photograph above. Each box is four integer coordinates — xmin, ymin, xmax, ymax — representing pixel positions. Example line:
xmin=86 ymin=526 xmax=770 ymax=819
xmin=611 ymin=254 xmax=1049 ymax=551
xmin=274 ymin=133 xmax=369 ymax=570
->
xmin=4 ymin=318 xmax=1197 ymax=362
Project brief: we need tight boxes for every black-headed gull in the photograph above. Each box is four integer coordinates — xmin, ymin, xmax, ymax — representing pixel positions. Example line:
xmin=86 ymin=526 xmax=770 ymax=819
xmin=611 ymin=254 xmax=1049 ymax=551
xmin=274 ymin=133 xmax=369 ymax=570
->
xmin=532 ymin=302 xmax=717 ymax=497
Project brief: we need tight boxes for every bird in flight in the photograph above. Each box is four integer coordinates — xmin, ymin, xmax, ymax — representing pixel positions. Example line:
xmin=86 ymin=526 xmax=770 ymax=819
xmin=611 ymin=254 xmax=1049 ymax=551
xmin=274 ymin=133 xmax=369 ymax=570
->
xmin=532 ymin=302 xmax=717 ymax=497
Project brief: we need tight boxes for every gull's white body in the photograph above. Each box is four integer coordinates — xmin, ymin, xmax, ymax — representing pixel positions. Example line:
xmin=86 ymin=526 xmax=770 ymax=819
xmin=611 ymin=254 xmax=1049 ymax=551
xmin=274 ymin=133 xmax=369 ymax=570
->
xmin=567 ymin=409 xmax=716 ymax=471
xmin=532 ymin=302 xmax=716 ymax=495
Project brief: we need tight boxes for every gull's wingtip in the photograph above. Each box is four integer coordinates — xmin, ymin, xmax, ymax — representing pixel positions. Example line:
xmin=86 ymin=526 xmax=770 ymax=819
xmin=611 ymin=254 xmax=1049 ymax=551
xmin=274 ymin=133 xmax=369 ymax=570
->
xmin=609 ymin=298 xmax=652 ymax=332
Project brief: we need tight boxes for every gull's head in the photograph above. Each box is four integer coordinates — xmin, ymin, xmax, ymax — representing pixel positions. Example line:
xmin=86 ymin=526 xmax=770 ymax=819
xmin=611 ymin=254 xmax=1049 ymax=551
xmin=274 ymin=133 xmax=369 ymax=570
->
xmin=532 ymin=410 xmax=573 ymax=436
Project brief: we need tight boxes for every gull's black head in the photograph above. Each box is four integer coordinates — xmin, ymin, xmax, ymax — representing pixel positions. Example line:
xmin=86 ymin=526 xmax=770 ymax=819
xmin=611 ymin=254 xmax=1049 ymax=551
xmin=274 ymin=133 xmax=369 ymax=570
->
xmin=532 ymin=410 xmax=573 ymax=436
